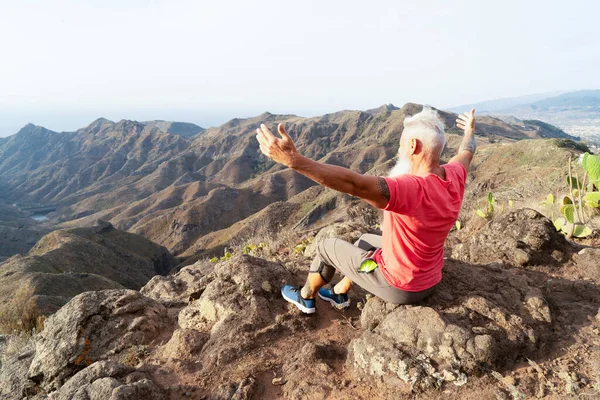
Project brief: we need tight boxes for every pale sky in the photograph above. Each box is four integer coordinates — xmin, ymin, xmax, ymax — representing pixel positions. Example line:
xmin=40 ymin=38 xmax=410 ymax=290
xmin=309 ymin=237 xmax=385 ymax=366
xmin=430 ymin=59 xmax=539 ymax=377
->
xmin=1 ymin=0 xmax=599 ymax=136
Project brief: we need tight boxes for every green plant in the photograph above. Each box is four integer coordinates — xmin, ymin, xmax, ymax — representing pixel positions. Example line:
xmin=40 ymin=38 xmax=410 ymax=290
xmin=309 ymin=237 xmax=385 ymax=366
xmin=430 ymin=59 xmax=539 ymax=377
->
xmin=220 ymin=251 xmax=232 ymax=261
xmin=209 ymin=256 xmax=219 ymax=263
xmin=293 ymin=237 xmax=313 ymax=255
xmin=475 ymin=192 xmax=495 ymax=219
xmin=455 ymin=220 xmax=461 ymax=231
xmin=549 ymin=153 xmax=600 ymax=238
xmin=242 ymin=242 xmax=266 ymax=256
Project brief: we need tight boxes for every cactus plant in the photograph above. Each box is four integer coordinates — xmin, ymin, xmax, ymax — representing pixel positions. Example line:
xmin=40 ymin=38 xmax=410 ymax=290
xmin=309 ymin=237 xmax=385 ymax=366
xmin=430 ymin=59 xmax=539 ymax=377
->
xmin=476 ymin=192 xmax=495 ymax=219
xmin=548 ymin=153 xmax=599 ymax=238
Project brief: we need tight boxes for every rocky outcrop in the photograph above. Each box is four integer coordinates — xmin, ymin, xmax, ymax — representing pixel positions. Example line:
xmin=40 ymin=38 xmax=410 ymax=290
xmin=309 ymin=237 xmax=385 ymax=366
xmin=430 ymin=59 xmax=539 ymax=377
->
xmin=53 ymin=361 xmax=164 ymax=400
xmin=28 ymin=290 xmax=171 ymax=392
xmin=452 ymin=208 xmax=574 ymax=266
xmin=348 ymin=260 xmax=555 ymax=391
xmin=151 ymin=254 xmax=303 ymax=368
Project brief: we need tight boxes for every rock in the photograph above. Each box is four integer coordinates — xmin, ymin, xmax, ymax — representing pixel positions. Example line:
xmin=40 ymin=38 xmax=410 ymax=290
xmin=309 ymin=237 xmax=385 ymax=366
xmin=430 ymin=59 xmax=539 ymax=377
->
xmin=272 ymin=377 xmax=286 ymax=386
xmin=141 ymin=261 xmax=215 ymax=305
xmin=212 ymin=377 xmax=256 ymax=400
xmin=55 ymin=360 xmax=164 ymax=400
xmin=0 ymin=336 xmax=37 ymax=399
xmin=360 ymin=297 xmax=399 ymax=331
xmin=173 ymin=255 xmax=297 ymax=367
xmin=452 ymin=208 xmax=573 ymax=266
xmin=28 ymin=290 xmax=171 ymax=392
xmin=348 ymin=259 xmax=557 ymax=390
xmin=161 ymin=328 xmax=209 ymax=360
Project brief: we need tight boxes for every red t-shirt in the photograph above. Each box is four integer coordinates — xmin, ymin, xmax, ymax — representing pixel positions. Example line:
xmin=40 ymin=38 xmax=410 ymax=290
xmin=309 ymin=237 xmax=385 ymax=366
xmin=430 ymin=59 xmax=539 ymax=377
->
xmin=372 ymin=162 xmax=467 ymax=291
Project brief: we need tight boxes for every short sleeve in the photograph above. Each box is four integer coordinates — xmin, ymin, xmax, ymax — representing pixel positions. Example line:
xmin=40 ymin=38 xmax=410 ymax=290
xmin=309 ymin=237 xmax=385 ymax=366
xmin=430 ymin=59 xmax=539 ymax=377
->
xmin=382 ymin=175 xmax=423 ymax=214
xmin=447 ymin=162 xmax=467 ymax=186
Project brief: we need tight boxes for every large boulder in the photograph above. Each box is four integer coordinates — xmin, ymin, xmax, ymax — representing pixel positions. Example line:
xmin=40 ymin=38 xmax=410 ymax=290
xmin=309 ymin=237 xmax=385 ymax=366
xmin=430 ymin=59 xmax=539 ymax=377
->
xmin=172 ymin=255 xmax=300 ymax=368
xmin=28 ymin=290 xmax=171 ymax=392
xmin=452 ymin=208 xmax=573 ymax=266
xmin=348 ymin=260 xmax=555 ymax=391
xmin=0 ymin=336 xmax=36 ymax=399
xmin=141 ymin=260 xmax=215 ymax=306
xmin=54 ymin=361 xmax=164 ymax=400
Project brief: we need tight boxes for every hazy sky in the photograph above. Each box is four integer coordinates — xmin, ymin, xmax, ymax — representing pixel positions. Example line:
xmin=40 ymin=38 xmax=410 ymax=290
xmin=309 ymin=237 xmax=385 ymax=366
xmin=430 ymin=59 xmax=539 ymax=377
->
xmin=1 ymin=0 xmax=599 ymax=136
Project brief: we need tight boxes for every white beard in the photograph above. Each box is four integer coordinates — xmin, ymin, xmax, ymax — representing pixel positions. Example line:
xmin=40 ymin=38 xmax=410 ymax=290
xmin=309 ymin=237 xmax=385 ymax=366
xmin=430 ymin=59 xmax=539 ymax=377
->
xmin=388 ymin=155 xmax=412 ymax=177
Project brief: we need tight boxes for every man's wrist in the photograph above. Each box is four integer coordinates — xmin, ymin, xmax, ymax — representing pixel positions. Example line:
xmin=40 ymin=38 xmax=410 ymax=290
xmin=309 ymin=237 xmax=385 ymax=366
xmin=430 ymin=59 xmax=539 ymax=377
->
xmin=287 ymin=152 xmax=301 ymax=169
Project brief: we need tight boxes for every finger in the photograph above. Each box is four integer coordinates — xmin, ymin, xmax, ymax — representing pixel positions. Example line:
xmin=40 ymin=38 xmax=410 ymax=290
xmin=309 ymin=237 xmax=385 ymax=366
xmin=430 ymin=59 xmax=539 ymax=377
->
xmin=260 ymin=124 xmax=276 ymax=141
xmin=470 ymin=108 xmax=475 ymax=116
xmin=278 ymin=123 xmax=291 ymax=140
xmin=259 ymin=143 xmax=269 ymax=155
xmin=457 ymin=114 xmax=469 ymax=121
xmin=457 ymin=122 xmax=465 ymax=129
xmin=256 ymin=133 xmax=267 ymax=146
xmin=256 ymin=127 xmax=273 ymax=144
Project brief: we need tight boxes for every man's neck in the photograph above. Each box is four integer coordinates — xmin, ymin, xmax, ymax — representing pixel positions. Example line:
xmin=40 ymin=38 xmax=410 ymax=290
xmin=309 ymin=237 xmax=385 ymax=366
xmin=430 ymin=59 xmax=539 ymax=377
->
xmin=411 ymin=161 xmax=444 ymax=179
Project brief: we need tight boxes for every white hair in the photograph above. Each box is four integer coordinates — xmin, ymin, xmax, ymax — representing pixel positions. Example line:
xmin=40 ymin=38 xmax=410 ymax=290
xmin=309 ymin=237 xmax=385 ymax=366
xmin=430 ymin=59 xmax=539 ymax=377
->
xmin=401 ymin=105 xmax=446 ymax=158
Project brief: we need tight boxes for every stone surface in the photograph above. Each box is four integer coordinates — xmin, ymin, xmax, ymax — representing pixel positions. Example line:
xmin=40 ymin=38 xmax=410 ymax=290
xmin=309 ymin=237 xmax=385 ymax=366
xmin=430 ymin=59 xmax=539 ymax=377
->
xmin=54 ymin=360 xmax=165 ymax=400
xmin=452 ymin=208 xmax=573 ymax=266
xmin=348 ymin=260 xmax=556 ymax=390
xmin=28 ymin=290 xmax=171 ymax=391
xmin=141 ymin=260 xmax=215 ymax=305
xmin=173 ymin=254 xmax=297 ymax=368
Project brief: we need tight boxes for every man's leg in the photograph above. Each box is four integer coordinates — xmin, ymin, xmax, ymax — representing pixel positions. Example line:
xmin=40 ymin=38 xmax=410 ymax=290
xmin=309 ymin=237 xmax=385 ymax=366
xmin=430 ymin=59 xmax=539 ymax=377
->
xmin=332 ymin=233 xmax=383 ymax=295
xmin=301 ymin=238 xmax=356 ymax=299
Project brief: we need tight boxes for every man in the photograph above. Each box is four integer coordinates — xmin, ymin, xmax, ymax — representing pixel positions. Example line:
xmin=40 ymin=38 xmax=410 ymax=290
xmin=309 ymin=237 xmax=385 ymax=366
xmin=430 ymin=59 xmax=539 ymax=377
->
xmin=255 ymin=106 xmax=476 ymax=314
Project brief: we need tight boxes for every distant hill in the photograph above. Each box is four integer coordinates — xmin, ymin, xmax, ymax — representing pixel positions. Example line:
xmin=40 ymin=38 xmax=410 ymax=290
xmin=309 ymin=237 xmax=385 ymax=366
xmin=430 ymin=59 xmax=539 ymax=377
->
xmin=448 ymin=90 xmax=600 ymax=144
xmin=0 ymin=103 xmax=580 ymax=258
xmin=447 ymin=91 xmax=564 ymax=114
xmin=142 ymin=120 xmax=205 ymax=137
xmin=0 ymin=219 xmax=175 ymax=315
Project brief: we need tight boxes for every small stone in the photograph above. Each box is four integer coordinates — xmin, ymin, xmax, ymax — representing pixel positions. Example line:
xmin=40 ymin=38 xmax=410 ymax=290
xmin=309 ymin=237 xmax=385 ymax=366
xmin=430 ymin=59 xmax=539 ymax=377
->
xmin=503 ymin=375 xmax=517 ymax=386
xmin=272 ymin=377 xmax=287 ymax=386
xmin=185 ymin=392 xmax=191 ymax=397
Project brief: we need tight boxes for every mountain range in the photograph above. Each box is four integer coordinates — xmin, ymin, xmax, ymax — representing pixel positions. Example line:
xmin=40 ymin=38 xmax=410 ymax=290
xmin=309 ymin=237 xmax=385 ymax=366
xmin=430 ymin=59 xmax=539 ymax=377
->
xmin=448 ymin=90 xmax=600 ymax=144
xmin=0 ymin=103 xmax=578 ymax=261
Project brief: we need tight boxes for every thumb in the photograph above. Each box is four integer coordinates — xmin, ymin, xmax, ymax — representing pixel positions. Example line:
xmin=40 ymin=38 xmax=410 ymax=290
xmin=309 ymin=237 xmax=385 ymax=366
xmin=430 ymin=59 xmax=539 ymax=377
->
xmin=278 ymin=123 xmax=291 ymax=140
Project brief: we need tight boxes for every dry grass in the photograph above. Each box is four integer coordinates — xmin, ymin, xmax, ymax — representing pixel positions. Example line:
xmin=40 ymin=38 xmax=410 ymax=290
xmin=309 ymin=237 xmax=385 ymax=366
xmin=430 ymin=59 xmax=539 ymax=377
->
xmin=0 ymin=283 xmax=45 ymax=336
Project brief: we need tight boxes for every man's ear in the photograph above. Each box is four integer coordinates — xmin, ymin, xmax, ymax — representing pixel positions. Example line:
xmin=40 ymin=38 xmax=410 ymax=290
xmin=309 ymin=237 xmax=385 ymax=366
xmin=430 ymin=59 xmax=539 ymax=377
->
xmin=409 ymin=138 xmax=419 ymax=155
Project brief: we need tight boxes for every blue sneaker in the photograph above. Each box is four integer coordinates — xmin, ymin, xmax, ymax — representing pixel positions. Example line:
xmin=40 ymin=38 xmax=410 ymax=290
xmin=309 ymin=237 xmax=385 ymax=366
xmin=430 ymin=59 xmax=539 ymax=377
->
xmin=281 ymin=285 xmax=316 ymax=314
xmin=318 ymin=287 xmax=350 ymax=309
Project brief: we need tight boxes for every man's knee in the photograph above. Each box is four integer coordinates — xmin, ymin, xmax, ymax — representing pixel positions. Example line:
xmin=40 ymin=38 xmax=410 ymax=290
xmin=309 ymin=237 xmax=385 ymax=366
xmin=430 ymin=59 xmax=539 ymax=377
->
xmin=317 ymin=238 xmax=337 ymax=258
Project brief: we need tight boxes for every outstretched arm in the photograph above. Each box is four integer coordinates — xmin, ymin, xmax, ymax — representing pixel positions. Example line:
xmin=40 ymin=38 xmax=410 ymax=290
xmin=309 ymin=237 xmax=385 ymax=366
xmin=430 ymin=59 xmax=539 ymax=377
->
xmin=255 ymin=123 xmax=390 ymax=209
xmin=450 ymin=109 xmax=476 ymax=171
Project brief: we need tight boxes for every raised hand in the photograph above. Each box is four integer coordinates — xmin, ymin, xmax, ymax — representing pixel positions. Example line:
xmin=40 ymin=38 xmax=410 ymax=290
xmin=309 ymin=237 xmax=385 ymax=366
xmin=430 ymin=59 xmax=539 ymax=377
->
xmin=255 ymin=123 xmax=298 ymax=168
xmin=456 ymin=109 xmax=475 ymax=134
xmin=456 ymin=109 xmax=476 ymax=155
